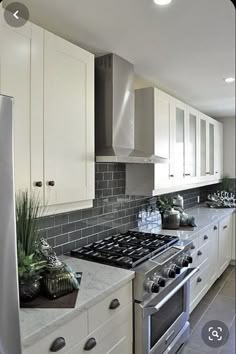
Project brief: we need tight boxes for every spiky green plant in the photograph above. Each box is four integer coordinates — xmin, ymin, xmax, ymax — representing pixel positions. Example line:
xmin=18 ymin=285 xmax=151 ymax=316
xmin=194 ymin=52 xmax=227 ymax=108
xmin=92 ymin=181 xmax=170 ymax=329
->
xmin=16 ymin=191 xmax=46 ymax=280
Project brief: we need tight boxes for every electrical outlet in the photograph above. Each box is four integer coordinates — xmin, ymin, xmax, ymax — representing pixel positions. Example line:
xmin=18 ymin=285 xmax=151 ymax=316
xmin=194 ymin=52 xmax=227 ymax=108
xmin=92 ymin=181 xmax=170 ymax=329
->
xmin=197 ymin=196 xmax=200 ymax=203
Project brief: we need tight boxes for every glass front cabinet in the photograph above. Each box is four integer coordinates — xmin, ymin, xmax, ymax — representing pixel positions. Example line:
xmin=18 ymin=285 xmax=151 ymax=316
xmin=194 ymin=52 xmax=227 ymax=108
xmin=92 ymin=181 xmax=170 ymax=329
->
xmin=199 ymin=113 xmax=218 ymax=182
xmin=172 ymin=100 xmax=199 ymax=186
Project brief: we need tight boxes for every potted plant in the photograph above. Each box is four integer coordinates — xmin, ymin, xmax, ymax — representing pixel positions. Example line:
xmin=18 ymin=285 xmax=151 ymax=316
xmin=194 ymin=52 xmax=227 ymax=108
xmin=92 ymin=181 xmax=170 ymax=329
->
xmin=16 ymin=191 xmax=46 ymax=302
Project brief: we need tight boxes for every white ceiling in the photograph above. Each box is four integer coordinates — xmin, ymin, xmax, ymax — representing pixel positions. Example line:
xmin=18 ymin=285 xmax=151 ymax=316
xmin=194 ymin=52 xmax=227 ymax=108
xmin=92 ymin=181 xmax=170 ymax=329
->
xmin=4 ymin=0 xmax=235 ymax=118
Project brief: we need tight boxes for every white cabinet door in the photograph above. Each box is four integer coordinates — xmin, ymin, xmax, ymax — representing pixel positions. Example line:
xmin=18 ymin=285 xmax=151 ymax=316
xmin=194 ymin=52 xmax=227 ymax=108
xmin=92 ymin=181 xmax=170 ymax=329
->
xmin=0 ymin=9 xmax=43 ymax=196
xmin=171 ymin=99 xmax=186 ymax=186
xmin=219 ymin=215 xmax=233 ymax=274
xmin=208 ymin=224 xmax=219 ymax=285
xmin=67 ymin=303 xmax=132 ymax=354
xmin=232 ymin=214 xmax=236 ymax=261
xmin=214 ymin=121 xmax=223 ymax=179
xmin=154 ymin=89 xmax=173 ymax=189
xmin=43 ymin=31 xmax=94 ymax=207
xmin=185 ymin=106 xmax=199 ymax=184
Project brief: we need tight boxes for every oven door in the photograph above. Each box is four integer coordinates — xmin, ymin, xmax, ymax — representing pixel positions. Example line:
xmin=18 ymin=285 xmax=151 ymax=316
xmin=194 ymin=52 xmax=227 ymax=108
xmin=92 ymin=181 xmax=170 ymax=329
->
xmin=134 ymin=267 xmax=199 ymax=354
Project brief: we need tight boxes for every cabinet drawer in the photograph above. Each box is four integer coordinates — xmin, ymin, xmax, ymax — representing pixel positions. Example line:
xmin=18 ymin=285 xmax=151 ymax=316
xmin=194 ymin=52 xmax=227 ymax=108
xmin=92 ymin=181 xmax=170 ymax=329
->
xmin=189 ymin=237 xmax=199 ymax=255
xmin=88 ymin=282 xmax=132 ymax=332
xmin=191 ymin=242 xmax=209 ymax=268
xmin=67 ymin=303 xmax=132 ymax=354
xmin=23 ymin=311 xmax=88 ymax=354
xmin=198 ymin=231 xmax=210 ymax=247
xmin=190 ymin=261 xmax=209 ymax=311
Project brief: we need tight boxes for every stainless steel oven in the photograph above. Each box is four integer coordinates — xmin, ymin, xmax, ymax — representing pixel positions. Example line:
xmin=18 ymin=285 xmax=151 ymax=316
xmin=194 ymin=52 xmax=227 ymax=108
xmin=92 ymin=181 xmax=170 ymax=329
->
xmin=134 ymin=267 xmax=198 ymax=354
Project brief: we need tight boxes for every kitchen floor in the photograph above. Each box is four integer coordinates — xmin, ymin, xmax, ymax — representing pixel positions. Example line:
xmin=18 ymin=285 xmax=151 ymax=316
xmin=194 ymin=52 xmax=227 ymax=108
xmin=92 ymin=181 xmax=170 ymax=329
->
xmin=181 ymin=265 xmax=235 ymax=354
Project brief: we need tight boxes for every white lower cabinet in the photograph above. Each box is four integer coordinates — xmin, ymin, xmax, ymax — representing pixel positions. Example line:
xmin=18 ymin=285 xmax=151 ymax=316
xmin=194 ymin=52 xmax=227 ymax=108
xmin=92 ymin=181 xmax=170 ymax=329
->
xmin=232 ymin=213 xmax=236 ymax=261
xmin=189 ymin=214 xmax=233 ymax=313
xmin=22 ymin=282 xmax=132 ymax=354
xmin=67 ymin=303 xmax=132 ymax=354
xmin=218 ymin=215 xmax=233 ymax=274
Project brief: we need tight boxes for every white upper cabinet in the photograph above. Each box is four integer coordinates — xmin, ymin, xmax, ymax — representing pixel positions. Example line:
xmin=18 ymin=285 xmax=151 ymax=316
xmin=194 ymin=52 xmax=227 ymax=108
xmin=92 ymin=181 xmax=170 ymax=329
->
xmin=172 ymin=99 xmax=186 ymax=185
xmin=214 ymin=120 xmax=223 ymax=179
xmin=42 ymin=31 xmax=94 ymax=208
xmin=153 ymin=89 xmax=172 ymax=190
xmin=0 ymin=9 xmax=43 ymax=195
xmin=199 ymin=113 xmax=223 ymax=183
xmin=126 ymin=87 xmax=223 ymax=196
xmin=0 ymin=7 xmax=95 ymax=213
xmin=185 ymin=107 xmax=199 ymax=183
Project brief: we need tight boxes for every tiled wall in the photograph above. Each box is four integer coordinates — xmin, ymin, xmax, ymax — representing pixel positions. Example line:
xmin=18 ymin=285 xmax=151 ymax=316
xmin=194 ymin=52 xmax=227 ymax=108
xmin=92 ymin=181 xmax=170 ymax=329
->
xmin=37 ymin=163 xmax=224 ymax=255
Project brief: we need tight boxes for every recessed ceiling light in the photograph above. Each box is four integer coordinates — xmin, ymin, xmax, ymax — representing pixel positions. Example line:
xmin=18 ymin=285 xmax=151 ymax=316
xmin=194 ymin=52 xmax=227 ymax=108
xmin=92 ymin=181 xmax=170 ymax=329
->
xmin=224 ymin=77 xmax=235 ymax=83
xmin=154 ymin=0 xmax=172 ymax=6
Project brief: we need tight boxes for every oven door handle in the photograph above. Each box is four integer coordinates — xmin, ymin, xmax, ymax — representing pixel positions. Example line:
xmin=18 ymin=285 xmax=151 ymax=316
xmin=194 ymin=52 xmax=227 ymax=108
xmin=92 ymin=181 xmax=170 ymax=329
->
xmin=143 ymin=267 xmax=199 ymax=318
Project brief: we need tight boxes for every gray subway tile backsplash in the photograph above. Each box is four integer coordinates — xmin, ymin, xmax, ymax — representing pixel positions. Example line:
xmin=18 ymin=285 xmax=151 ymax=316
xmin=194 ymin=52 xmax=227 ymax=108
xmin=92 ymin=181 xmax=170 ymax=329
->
xmin=37 ymin=162 xmax=233 ymax=256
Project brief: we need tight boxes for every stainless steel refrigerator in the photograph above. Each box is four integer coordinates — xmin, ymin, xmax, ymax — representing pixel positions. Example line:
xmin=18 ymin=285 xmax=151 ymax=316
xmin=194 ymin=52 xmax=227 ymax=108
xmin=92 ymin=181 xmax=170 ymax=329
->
xmin=0 ymin=94 xmax=22 ymax=354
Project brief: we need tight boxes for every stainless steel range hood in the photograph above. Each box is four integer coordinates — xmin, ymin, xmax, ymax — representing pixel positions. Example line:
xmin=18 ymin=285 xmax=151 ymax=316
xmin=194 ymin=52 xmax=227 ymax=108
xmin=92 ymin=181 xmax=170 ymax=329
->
xmin=95 ymin=54 xmax=168 ymax=164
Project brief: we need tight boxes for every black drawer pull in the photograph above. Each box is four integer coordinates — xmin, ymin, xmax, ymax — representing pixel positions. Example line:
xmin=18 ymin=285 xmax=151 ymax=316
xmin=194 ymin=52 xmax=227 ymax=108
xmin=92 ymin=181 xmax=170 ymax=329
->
xmin=109 ymin=298 xmax=120 ymax=310
xmin=197 ymin=277 xmax=202 ymax=283
xmin=50 ymin=337 xmax=66 ymax=352
xmin=197 ymin=250 xmax=203 ymax=256
xmin=214 ymin=225 xmax=218 ymax=230
xmin=170 ymin=174 xmax=175 ymax=178
xmin=223 ymin=225 xmax=228 ymax=229
xmin=204 ymin=235 xmax=208 ymax=240
xmin=84 ymin=338 xmax=97 ymax=351
xmin=48 ymin=180 xmax=55 ymax=187
xmin=35 ymin=181 xmax=42 ymax=187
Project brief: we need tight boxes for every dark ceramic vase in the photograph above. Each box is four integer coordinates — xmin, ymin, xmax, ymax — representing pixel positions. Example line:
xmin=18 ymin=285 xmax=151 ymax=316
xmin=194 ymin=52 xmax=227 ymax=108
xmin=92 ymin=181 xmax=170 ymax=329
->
xmin=19 ymin=278 xmax=41 ymax=303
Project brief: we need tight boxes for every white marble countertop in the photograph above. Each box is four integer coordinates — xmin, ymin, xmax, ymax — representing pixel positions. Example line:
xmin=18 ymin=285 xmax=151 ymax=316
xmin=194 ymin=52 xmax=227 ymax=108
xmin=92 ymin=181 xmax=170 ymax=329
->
xmin=137 ymin=204 xmax=235 ymax=241
xmin=20 ymin=257 xmax=134 ymax=348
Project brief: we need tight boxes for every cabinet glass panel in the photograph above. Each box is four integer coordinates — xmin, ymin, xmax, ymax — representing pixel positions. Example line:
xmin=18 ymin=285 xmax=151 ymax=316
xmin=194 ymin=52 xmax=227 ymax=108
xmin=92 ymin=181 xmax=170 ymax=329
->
xmin=200 ymin=119 xmax=206 ymax=176
xmin=175 ymin=107 xmax=185 ymax=179
xmin=209 ymin=123 xmax=214 ymax=175
xmin=188 ymin=113 xmax=197 ymax=177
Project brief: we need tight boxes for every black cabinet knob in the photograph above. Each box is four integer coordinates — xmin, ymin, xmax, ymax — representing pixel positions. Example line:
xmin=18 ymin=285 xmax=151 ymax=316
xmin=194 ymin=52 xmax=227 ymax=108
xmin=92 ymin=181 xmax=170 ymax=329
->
xmin=204 ymin=235 xmax=208 ymax=240
xmin=84 ymin=338 xmax=97 ymax=351
xmin=109 ymin=299 xmax=120 ymax=310
xmin=50 ymin=337 xmax=66 ymax=352
xmin=170 ymin=174 xmax=175 ymax=178
xmin=35 ymin=181 xmax=42 ymax=187
xmin=197 ymin=250 xmax=203 ymax=256
xmin=197 ymin=277 xmax=202 ymax=283
xmin=48 ymin=181 xmax=55 ymax=187
xmin=214 ymin=226 xmax=218 ymax=230
xmin=190 ymin=244 xmax=196 ymax=250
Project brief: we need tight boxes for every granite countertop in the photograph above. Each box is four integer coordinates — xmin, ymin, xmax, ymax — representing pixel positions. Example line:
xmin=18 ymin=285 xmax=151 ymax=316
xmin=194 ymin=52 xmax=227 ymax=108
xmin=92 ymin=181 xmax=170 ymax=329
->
xmin=20 ymin=257 xmax=134 ymax=348
xmin=137 ymin=204 xmax=235 ymax=241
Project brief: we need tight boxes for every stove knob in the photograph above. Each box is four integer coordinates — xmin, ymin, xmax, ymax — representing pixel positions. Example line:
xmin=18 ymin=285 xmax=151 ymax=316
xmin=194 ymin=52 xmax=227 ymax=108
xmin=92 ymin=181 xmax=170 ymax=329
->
xmin=153 ymin=275 xmax=166 ymax=287
xmin=176 ymin=257 xmax=188 ymax=268
xmin=157 ymin=277 xmax=166 ymax=287
xmin=163 ymin=268 xmax=176 ymax=279
xmin=185 ymin=255 xmax=193 ymax=264
xmin=182 ymin=259 xmax=189 ymax=267
xmin=151 ymin=282 xmax=160 ymax=293
xmin=171 ymin=264 xmax=181 ymax=274
xmin=144 ymin=280 xmax=160 ymax=294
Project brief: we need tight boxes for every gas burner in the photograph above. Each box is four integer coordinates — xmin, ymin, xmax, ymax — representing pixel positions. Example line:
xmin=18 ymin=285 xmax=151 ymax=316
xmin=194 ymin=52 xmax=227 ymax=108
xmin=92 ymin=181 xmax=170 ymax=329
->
xmin=71 ymin=231 xmax=178 ymax=269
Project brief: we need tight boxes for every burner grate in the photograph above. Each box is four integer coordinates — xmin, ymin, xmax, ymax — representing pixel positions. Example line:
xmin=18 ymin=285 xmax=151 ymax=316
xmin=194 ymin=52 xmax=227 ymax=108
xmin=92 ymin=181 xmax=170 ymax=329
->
xmin=71 ymin=231 xmax=178 ymax=269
